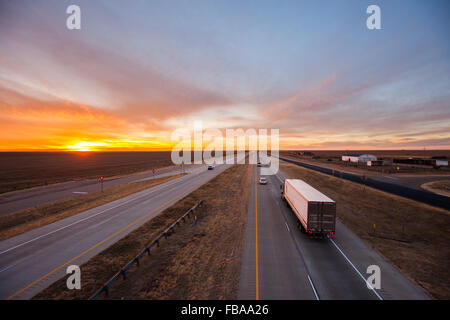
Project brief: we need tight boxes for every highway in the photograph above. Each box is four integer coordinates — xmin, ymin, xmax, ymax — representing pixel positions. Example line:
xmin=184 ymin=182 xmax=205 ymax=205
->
xmin=0 ymin=161 xmax=232 ymax=300
xmin=280 ymin=157 xmax=450 ymax=211
xmin=0 ymin=153 xmax=431 ymax=300
xmin=238 ymin=162 xmax=429 ymax=300
xmin=0 ymin=164 xmax=198 ymax=216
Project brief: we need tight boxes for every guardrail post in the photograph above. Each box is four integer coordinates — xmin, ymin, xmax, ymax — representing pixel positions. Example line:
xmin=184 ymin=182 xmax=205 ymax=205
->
xmin=90 ymin=199 xmax=204 ymax=299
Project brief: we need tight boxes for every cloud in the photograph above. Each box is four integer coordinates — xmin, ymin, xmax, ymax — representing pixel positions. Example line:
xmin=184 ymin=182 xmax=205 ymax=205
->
xmin=0 ymin=1 xmax=232 ymax=124
xmin=0 ymin=0 xmax=449 ymax=150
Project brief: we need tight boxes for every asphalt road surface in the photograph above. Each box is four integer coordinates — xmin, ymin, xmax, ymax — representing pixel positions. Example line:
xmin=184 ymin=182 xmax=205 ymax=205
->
xmin=0 ymin=165 xmax=198 ymax=216
xmin=370 ymin=175 xmax=450 ymax=191
xmin=238 ymin=162 xmax=429 ymax=300
xmin=0 ymin=161 xmax=233 ymax=300
xmin=280 ymin=157 xmax=450 ymax=211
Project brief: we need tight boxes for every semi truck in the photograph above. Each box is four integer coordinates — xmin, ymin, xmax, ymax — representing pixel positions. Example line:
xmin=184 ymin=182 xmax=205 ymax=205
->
xmin=281 ymin=179 xmax=336 ymax=238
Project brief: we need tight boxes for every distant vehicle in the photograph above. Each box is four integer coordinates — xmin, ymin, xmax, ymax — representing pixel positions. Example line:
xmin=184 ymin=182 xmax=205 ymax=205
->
xmin=207 ymin=165 xmax=214 ymax=170
xmin=281 ymin=179 xmax=336 ymax=238
xmin=257 ymin=162 xmax=262 ymax=167
xmin=259 ymin=177 xmax=267 ymax=184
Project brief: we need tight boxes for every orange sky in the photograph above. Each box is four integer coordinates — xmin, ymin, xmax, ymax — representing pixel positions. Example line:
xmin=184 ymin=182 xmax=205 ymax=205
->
xmin=1 ymin=83 xmax=449 ymax=152
xmin=1 ymin=1 xmax=449 ymax=151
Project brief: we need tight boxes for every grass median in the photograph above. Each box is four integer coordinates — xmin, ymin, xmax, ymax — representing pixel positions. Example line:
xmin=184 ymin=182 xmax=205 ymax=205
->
xmin=421 ymin=180 xmax=450 ymax=197
xmin=34 ymin=163 xmax=252 ymax=300
xmin=0 ymin=174 xmax=184 ymax=241
xmin=280 ymin=161 xmax=450 ymax=299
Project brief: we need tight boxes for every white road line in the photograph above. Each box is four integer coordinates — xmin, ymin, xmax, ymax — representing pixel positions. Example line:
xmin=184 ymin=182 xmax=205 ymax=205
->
xmin=0 ymin=166 xmax=225 ymax=256
xmin=307 ymin=275 xmax=319 ymax=300
xmin=0 ymin=176 xmax=186 ymax=256
xmin=330 ymin=239 xmax=383 ymax=300
xmin=0 ymin=264 xmax=14 ymax=273
xmin=275 ymin=174 xmax=283 ymax=183
xmin=285 ymin=222 xmax=290 ymax=232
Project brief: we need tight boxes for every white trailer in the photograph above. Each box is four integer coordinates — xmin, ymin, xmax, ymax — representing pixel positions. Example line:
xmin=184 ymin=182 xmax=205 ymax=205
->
xmin=342 ymin=154 xmax=377 ymax=163
xmin=435 ymin=160 xmax=448 ymax=167
xmin=281 ymin=179 xmax=336 ymax=237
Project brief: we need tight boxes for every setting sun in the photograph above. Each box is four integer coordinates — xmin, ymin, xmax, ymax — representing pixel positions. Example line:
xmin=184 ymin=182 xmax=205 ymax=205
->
xmin=66 ymin=142 xmax=108 ymax=152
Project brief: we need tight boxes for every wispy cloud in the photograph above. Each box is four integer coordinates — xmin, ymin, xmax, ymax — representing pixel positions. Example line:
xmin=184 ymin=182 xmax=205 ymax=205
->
xmin=0 ymin=0 xmax=449 ymax=150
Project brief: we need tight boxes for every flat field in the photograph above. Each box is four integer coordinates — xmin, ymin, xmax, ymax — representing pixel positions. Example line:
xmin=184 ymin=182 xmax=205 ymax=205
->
xmin=0 ymin=152 xmax=173 ymax=194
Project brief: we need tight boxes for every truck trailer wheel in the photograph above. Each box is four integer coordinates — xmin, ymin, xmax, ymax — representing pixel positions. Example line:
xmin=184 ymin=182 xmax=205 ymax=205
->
xmin=298 ymin=222 xmax=306 ymax=233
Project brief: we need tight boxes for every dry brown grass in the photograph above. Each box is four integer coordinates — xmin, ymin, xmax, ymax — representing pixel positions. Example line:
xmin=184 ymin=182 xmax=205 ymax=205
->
xmin=34 ymin=164 xmax=252 ymax=300
xmin=422 ymin=180 xmax=450 ymax=197
xmin=280 ymin=162 xmax=450 ymax=299
xmin=0 ymin=174 xmax=184 ymax=241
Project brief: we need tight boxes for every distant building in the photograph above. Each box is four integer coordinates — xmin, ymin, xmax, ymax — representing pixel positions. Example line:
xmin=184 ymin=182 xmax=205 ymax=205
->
xmin=436 ymin=160 xmax=449 ymax=167
xmin=367 ymin=160 xmax=384 ymax=166
xmin=342 ymin=154 xmax=377 ymax=163
xmin=393 ymin=158 xmax=448 ymax=167
xmin=431 ymin=156 xmax=448 ymax=160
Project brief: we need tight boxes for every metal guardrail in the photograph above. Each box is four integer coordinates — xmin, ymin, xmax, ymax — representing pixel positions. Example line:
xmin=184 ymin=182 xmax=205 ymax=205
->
xmin=280 ymin=157 xmax=450 ymax=211
xmin=89 ymin=200 xmax=204 ymax=300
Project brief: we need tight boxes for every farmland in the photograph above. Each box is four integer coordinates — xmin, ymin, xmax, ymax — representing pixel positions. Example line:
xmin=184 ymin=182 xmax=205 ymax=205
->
xmin=0 ymin=152 xmax=174 ymax=194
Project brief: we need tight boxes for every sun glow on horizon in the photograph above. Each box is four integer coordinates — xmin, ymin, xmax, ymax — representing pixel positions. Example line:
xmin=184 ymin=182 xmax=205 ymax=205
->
xmin=62 ymin=139 xmax=178 ymax=151
xmin=66 ymin=142 xmax=108 ymax=152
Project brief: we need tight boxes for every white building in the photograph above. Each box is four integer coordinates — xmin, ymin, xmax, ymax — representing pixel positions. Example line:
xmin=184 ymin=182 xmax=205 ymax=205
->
xmin=367 ymin=160 xmax=383 ymax=166
xmin=435 ymin=160 xmax=448 ymax=167
xmin=342 ymin=154 xmax=377 ymax=163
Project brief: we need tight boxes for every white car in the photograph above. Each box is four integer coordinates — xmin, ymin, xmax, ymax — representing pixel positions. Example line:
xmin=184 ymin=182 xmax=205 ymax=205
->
xmin=259 ymin=177 xmax=267 ymax=185
xmin=207 ymin=165 xmax=214 ymax=170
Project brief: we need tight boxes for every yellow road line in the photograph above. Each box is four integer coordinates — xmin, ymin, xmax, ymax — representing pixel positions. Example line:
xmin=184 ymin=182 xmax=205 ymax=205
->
xmin=255 ymin=165 xmax=259 ymax=300
xmin=6 ymin=183 xmax=201 ymax=300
